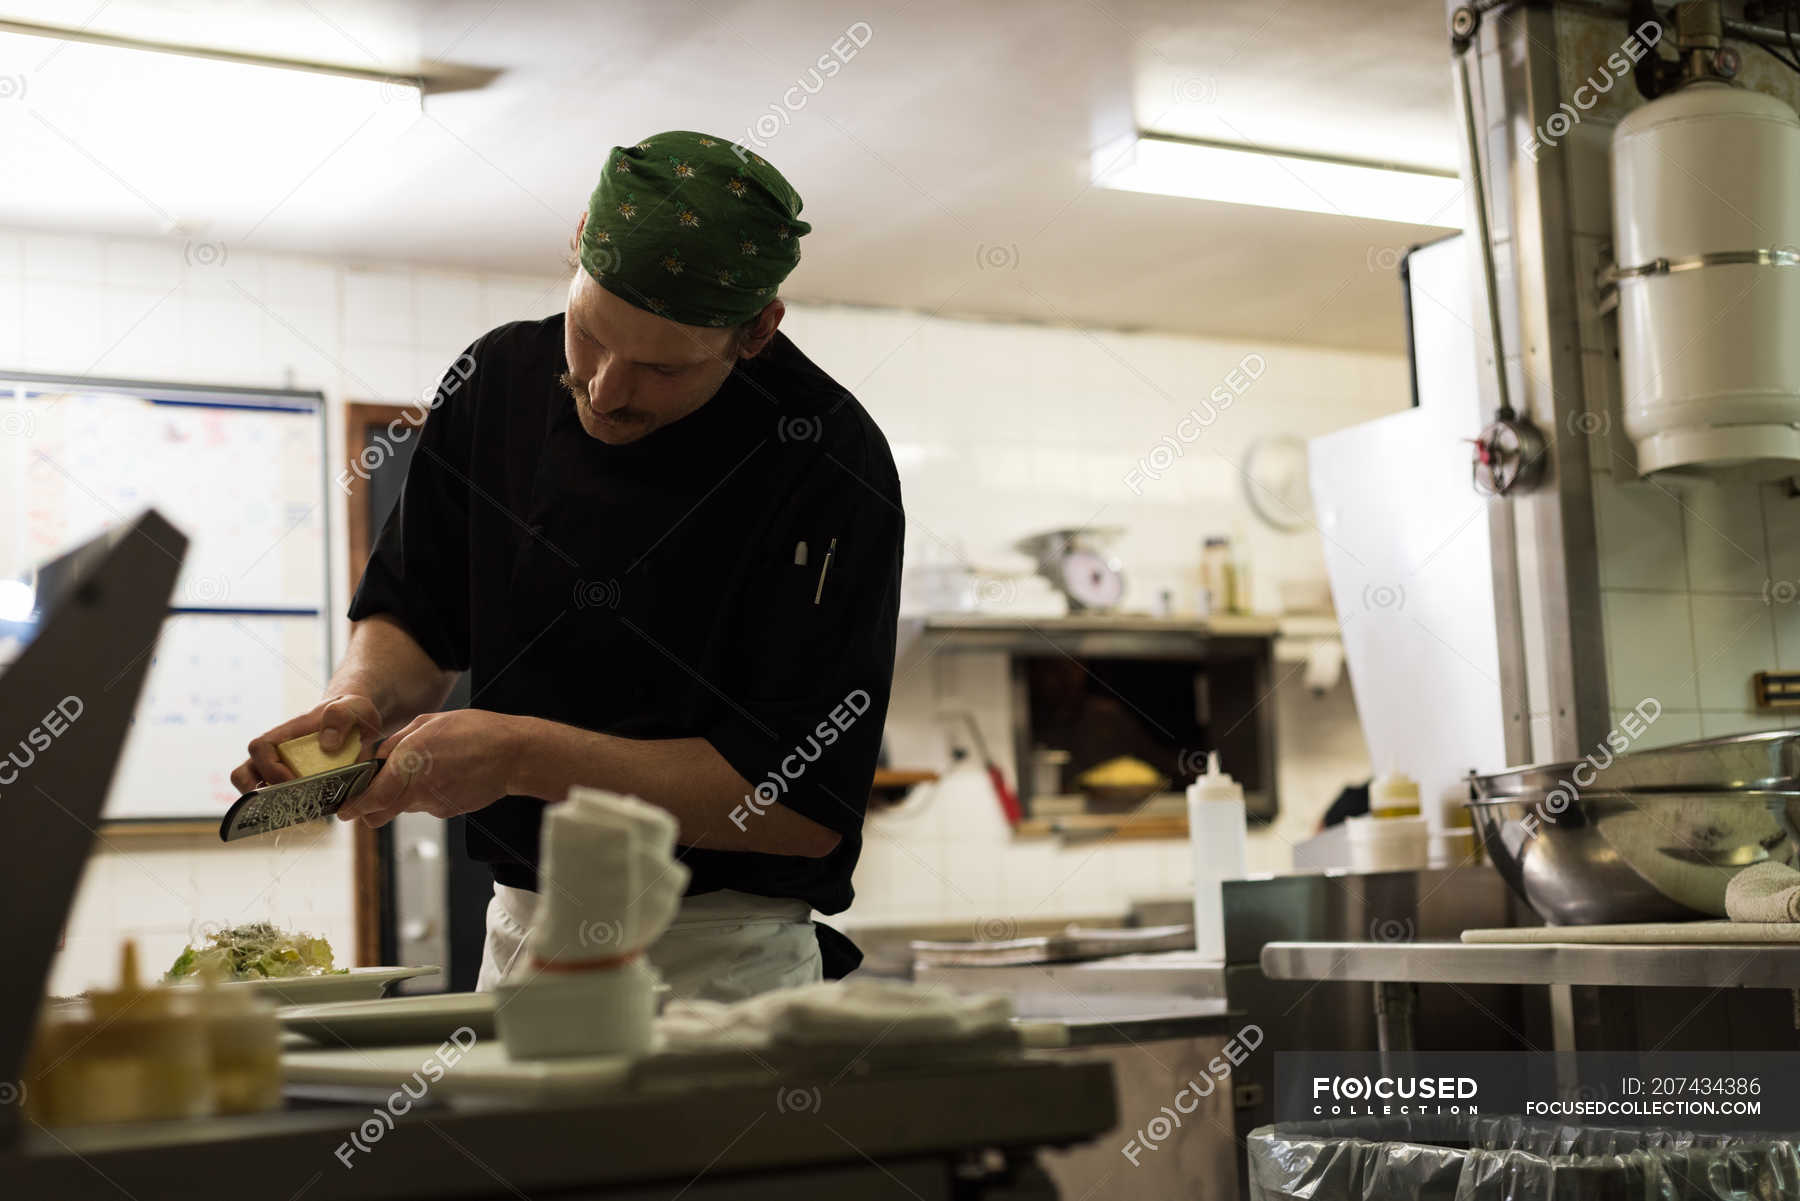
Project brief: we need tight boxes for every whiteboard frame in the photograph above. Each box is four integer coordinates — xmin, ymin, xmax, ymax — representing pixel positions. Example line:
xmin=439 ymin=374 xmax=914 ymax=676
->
xmin=1 ymin=369 xmax=333 ymax=825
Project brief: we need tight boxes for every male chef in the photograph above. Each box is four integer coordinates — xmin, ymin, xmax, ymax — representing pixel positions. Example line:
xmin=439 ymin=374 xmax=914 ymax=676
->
xmin=229 ymin=132 xmax=904 ymax=1001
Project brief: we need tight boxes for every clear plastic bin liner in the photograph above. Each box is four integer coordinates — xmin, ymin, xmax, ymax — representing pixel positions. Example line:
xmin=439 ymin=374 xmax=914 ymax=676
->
xmin=1247 ymin=1114 xmax=1800 ymax=1201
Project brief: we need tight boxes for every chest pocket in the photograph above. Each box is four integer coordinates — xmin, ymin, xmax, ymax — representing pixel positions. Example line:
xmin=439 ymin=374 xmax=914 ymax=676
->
xmin=742 ymin=532 xmax=845 ymax=703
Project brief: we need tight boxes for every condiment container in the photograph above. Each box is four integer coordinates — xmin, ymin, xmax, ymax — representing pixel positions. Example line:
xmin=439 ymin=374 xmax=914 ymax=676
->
xmin=1433 ymin=783 xmax=1483 ymax=867
xmin=1187 ymin=751 xmax=1248 ymax=961
xmin=198 ymin=975 xmax=282 ymax=1114
xmin=26 ymin=942 xmax=215 ymax=1127
xmin=1346 ymin=814 xmax=1430 ymax=873
xmin=1200 ymin=537 xmax=1234 ymax=617
xmin=1370 ymin=771 xmax=1422 ymax=818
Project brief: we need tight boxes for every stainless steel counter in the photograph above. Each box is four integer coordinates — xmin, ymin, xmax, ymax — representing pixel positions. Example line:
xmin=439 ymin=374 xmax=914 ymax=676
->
xmin=922 ymin=869 xmax=1544 ymax=1201
xmin=1260 ymin=939 xmax=1800 ymax=989
xmin=1046 ymin=1010 xmax=1237 ymax=1046
xmin=916 ymin=951 xmax=1231 ymax=1020
xmin=1261 ymin=939 xmax=1800 ymax=1055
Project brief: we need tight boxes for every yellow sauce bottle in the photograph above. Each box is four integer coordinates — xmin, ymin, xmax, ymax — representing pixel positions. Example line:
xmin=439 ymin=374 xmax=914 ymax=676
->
xmin=1370 ymin=771 xmax=1422 ymax=819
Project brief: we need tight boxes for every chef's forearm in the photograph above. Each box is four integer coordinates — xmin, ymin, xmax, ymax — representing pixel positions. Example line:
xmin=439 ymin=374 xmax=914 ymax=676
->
xmin=329 ymin=615 xmax=460 ymax=732
xmin=501 ymin=716 xmax=842 ymax=858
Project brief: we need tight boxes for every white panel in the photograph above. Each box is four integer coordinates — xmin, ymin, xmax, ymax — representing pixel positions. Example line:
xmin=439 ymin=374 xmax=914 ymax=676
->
xmin=1309 ymin=235 xmax=1506 ymax=831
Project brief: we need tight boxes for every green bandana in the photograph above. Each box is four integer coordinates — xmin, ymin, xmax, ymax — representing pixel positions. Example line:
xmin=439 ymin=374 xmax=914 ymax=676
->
xmin=578 ymin=131 xmax=811 ymax=328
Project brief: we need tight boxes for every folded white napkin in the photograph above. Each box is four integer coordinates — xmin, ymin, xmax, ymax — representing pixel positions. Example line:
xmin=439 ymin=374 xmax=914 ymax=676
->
xmin=524 ymin=787 xmax=690 ymax=968
xmin=770 ymin=979 xmax=1014 ymax=1045
xmin=659 ymin=984 xmax=823 ymax=1050
xmin=1724 ymin=860 xmax=1800 ymax=923
xmin=658 ymin=980 xmax=1013 ymax=1050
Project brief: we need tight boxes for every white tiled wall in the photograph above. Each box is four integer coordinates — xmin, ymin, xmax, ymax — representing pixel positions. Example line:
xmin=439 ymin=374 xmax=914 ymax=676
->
xmin=781 ymin=304 xmax=1410 ymax=615
xmin=1549 ymin=13 xmax=1800 ymax=751
xmin=6 ymin=226 xmax=1397 ymax=988
xmin=853 ymin=648 xmax=1372 ymax=929
xmin=1593 ymin=479 xmax=1800 ymax=746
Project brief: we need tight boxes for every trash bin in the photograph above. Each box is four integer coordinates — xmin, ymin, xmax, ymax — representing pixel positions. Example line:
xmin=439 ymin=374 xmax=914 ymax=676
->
xmin=1247 ymin=1114 xmax=1800 ymax=1200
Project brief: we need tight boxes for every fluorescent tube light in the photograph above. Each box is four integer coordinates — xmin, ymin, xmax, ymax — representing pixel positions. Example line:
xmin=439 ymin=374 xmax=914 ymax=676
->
xmin=0 ymin=22 xmax=425 ymax=230
xmin=1093 ymin=133 xmax=1464 ymax=228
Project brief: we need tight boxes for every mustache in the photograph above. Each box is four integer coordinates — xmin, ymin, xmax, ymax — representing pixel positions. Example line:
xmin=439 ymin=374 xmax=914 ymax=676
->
xmin=560 ymin=370 xmax=642 ymax=423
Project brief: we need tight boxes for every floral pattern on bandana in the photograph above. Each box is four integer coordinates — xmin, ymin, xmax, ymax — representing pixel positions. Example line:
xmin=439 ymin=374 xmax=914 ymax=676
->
xmin=578 ymin=131 xmax=810 ymax=327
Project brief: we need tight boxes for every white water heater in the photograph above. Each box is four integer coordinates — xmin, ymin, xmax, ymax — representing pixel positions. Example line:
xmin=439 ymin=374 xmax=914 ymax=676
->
xmin=1611 ymin=81 xmax=1800 ymax=477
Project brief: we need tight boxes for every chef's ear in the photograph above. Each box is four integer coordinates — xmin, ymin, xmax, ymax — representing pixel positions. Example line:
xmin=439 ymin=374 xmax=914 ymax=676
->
xmin=734 ymin=299 xmax=785 ymax=360
xmin=567 ymin=212 xmax=589 ymax=268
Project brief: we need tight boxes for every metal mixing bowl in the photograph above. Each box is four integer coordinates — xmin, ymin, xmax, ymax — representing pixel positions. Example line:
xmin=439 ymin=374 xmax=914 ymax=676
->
xmin=1466 ymin=790 xmax=1800 ymax=924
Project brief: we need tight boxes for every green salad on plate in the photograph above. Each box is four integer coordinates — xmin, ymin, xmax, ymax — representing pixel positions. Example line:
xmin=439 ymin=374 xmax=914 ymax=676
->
xmin=166 ymin=921 xmax=345 ymax=982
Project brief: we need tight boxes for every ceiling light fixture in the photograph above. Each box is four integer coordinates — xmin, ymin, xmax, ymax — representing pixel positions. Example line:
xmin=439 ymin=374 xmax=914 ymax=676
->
xmin=0 ymin=19 xmax=492 ymax=232
xmin=1093 ymin=132 xmax=1464 ymax=229
xmin=0 ymin=18 xmax=428 ymax=96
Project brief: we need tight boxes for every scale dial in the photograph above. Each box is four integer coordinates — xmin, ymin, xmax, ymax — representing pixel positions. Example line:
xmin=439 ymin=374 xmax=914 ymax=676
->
xmin=1060 ymin=548 xmax=1125 ymax=611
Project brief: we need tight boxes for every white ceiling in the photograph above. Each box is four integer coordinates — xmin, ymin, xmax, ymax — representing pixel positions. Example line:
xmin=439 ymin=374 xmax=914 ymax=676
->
xmin=0 ymin=0 xmax=1463 ymax=349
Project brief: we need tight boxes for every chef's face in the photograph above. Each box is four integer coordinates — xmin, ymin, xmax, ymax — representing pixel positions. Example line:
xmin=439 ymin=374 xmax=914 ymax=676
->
xmin=562 ymin=267 xmax=773 ymax=445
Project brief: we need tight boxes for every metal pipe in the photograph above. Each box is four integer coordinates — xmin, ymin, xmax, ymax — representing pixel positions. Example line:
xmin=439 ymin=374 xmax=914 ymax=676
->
xmin=1454 ymin=50 xmax=1516 ymax=419
xmin=1451 ymin=17 xmax=1536 ymax=761
xmin=1556 ymin=0 xmax=1800 ymax=48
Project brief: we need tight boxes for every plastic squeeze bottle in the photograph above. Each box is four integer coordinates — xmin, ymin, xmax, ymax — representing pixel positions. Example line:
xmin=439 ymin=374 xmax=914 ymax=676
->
xmin=1188 ymin=752 xmax=1249 ymax=961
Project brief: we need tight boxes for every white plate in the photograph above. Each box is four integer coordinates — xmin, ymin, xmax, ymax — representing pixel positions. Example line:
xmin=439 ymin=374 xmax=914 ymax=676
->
xmin=176 ymin=966 xmax=438 ymax=1006
xmin=280 ymin=991 xmax=493 ymax=1047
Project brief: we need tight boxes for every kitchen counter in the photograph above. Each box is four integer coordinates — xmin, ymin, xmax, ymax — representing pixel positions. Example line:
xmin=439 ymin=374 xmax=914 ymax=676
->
xmin=3 ymin=1053 xmax=1115 ymax=1201
xmin=915 ymin=951 xmax=1231 ymax=1020
xmin=899 ymin=612 xmax=1281 ymax=658
xmin=1261 ymin=939 xmax=1800 ymax=990
xmin=1261 ymin=939 xmax=1800 ymax=1054
xmin=1047 ymin=1009 xmax=1238 ymax=1046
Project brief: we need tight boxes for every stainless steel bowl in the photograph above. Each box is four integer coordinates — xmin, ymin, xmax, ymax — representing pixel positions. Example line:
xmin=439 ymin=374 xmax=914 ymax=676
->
xmin=1466 ymin=790 xmax=1800 ymax=924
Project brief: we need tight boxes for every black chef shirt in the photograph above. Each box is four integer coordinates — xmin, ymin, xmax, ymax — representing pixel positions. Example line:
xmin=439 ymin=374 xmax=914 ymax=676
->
xmin=348 ymin=314 xmax=903 ymax=915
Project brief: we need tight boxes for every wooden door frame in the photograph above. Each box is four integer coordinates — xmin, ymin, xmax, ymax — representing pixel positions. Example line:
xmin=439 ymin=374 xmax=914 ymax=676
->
xmin=342 ymin=401 xmax=415 ymax=967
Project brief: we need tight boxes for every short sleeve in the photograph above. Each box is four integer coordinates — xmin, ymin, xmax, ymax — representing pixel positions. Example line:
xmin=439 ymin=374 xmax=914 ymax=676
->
xmin=704 ymin=443 xmax=904 ymax=838
xmin=346 ymin=347 xmax=478 ymax=671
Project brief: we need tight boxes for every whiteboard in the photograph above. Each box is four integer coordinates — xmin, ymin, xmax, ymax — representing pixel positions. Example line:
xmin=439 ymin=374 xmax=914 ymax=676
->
xmin=0 ymin=376 xmax=329 ymax=820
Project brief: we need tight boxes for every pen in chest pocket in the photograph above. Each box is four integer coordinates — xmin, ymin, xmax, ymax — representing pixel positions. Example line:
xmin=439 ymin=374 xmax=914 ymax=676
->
xmin=791 ymin=538 xmax=839 ymax=603
xmin=813 ymin=537 xmax=837 ymax=604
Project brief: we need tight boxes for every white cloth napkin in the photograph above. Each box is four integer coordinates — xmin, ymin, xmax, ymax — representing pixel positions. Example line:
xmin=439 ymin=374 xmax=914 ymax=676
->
xmin=1724 ymin=860 xmax=1800 ymax=923
xmin=770 ymin=979 xmax=1014 ymax=1045
xmin=523 ymin=787 xmax=690 ymax=968
xmin=658 ymin=980 xmax=1013 ymax=1050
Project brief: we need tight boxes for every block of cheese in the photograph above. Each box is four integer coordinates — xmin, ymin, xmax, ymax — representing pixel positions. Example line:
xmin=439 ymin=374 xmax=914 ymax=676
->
xmin=276 ymin=730 xmax=363 ymax=778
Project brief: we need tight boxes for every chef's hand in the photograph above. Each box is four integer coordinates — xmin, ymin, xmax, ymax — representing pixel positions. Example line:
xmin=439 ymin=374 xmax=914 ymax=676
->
xmin=229 ymin=694 xmax=383 ymax=793
xmin=335 ymin=709 xmax=523 ymax=829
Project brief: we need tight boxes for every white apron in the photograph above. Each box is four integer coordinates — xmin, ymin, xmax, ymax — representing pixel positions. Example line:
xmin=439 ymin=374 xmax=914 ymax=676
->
xmin=476 ymin=882 xmax=822 ymax=1002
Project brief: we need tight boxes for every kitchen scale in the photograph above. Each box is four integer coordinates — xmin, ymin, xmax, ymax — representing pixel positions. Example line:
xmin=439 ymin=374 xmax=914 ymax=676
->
xmin=1013 ymin=527 xmax=1126 ymax=612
